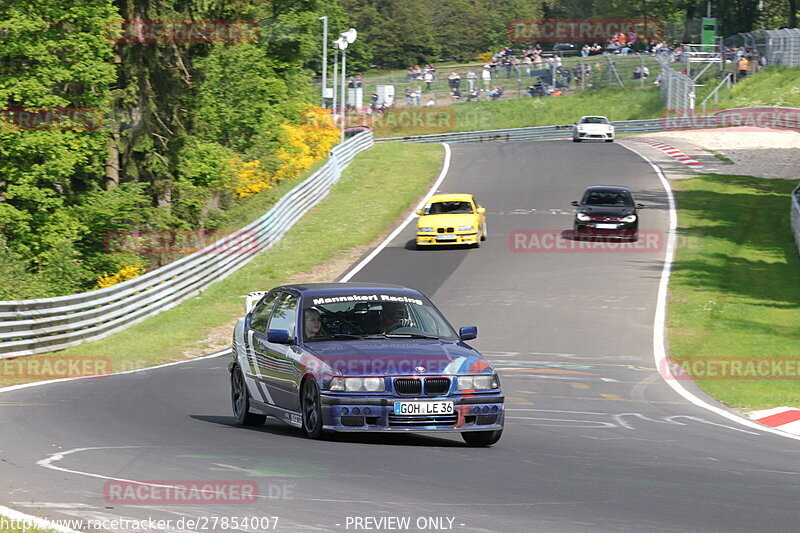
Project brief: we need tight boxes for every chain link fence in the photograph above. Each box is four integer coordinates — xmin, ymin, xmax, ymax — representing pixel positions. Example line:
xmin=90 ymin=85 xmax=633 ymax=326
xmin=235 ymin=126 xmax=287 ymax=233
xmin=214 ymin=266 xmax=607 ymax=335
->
xmin=725 ymin=28 xmax=800 ymax=67
xmin=793 ymin=182 xmax=800 ymax=257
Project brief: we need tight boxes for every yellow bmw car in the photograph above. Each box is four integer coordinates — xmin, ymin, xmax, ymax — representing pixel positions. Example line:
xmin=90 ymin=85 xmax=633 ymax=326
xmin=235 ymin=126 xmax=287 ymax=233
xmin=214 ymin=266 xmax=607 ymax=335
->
xmin=415 ymin=193 xmax=487 ymax=248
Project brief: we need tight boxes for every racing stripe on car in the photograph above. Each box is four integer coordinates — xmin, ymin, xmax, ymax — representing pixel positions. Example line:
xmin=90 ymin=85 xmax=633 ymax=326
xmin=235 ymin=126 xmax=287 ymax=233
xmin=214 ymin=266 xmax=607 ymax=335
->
xmin=629 ymin=138 xmax=703 ymax=169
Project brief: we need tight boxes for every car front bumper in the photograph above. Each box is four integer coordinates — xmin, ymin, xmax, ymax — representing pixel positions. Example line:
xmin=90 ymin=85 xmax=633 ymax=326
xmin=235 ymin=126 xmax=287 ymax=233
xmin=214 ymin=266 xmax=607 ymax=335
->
xmin=319 ymin=393 xmax=504 ymax=432
xmin=574 ymin=221 xmax=637 ymax=238
xmin=416 ymin=232 xmax=479 ymax=246
xmin=574 ymin=131 xmax=614 ymax=140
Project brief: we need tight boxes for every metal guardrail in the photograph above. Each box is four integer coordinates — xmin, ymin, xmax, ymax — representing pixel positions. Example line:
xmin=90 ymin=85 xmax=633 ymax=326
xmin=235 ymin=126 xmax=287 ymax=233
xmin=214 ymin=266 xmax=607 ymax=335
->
xmin=793 ymin=183 xmax=800 ymax=257
xmin=377 ymin=119 xmax=665 ymax=144
xmin=0 ymin=132 xmax=374 ymax=359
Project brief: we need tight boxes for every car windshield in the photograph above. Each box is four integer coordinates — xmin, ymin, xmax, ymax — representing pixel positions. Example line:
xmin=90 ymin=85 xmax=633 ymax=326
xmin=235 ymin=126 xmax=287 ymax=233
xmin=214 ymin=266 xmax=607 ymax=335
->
xmin=424 ymin=201 xmax=473 ymax=215
xmin=583 ymin=190 xmax=633 ymax=206
xmin=302 ymin=295 xmax=458 ymax=342
xmin=581 ymin=117 xmax=609 ymax=124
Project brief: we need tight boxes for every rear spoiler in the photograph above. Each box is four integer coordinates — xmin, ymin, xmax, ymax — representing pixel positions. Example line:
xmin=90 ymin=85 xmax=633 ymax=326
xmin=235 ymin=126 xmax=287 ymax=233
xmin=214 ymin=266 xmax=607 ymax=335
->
xmin=244 ymin=291 xmax=269 ymax=313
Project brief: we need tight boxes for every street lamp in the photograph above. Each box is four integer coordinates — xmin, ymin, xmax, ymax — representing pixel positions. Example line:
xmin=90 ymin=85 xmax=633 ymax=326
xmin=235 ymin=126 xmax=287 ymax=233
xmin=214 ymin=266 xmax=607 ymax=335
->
xmin=338 ymin=28 xmax=357 ymax=142
xmin=319 ymin=16 xmax=328 ymax=107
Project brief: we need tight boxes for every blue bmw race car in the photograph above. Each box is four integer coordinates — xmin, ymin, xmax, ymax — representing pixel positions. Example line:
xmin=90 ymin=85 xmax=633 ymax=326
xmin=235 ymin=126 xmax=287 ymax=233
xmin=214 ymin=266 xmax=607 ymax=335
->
xmin=229 ymin=283 xmax=504 ymax=446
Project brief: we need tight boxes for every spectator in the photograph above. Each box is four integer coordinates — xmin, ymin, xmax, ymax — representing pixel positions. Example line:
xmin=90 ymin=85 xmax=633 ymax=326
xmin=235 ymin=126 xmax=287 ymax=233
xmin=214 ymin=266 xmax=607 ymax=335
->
xmin=738 ymin=56 xmax=749 ymax=79
xmin=413 ymin=86 xmax=422 ymax=106
xmin=581 ymin=44 xmax=590 ymax=57
xmin=523 ymin=55 xmax=532 ymax=76
xmin=466 ymin=88 xmax=481 ymax=102
xmin=448 ymin=71 xmax=461 ymax=90
xmin=466 ymin=69 xmax=477 ymax=91
xmin=423 ymin=70 xmax=434 ymax=91
xmin=404 ymin=87 xmax=413 ymax=106
xmin=481 ymin=64 xmax=492 ymax=89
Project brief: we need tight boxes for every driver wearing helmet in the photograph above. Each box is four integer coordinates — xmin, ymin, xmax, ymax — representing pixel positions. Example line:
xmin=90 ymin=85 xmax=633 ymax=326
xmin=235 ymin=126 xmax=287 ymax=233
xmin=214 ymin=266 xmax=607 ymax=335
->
xmin=379 ymin=303 xmax=412 ymax=333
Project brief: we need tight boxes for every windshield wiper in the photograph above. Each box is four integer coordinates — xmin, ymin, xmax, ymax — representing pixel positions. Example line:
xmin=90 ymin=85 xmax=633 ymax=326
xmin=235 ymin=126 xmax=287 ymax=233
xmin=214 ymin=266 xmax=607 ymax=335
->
xmin=384 ymin=333 xmax=440 ymax=339
xmin=311 ymin=333 xmax=365 ymax=340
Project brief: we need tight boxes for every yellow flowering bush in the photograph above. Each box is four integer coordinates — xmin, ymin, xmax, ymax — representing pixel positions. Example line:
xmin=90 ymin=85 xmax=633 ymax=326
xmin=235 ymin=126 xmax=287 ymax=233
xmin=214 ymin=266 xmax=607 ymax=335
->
xmin=95 ymin=263 xmax=146 ymax=289
xmin=228 ymin=106 xmax=339 ymax=198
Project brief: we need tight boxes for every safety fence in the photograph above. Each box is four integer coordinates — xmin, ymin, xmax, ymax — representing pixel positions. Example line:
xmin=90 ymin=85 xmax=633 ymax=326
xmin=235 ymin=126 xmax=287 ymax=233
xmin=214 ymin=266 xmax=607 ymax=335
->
xmin=793 ymin=182 xmax=800 ymax=256
xmin=725 ymin=28 xmax=800 ymax=67
xmin=0 ymin=132 xmax=374 ymax=359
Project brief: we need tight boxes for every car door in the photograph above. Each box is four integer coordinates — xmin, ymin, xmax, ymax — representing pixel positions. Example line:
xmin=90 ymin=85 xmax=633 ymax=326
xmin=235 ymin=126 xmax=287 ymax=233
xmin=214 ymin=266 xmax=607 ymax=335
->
xmin=245 ymin=291 xmax=280 ymax=404
xmin=253 ymin=291 xmax=303 ymax=412
xmin=471 ymin=196 xmax=486 ymax=231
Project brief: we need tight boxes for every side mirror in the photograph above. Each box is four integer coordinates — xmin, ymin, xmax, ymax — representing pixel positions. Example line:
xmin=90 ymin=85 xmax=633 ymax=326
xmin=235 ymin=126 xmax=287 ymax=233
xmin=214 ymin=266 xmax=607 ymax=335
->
xmin=570 ymin=200 xmax=579 ymax=207
xmin=459 ymin=326 xmax=478 ymax=341
xmin=636 ymin=203 xmax=646 ymax=209
xmin=477 ymin=207 xmax=486 ymax=214
xmin=415 ymin=208 xmax=423 ymax=216
xmin=267 ymin=329 xmax=291 ymax=344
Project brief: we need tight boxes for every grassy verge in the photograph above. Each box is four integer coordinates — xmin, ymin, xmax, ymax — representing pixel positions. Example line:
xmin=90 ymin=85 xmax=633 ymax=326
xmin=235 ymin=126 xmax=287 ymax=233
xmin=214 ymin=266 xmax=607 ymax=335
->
xmin=374 ymin=86 xmax=663 ymax=137
xmin=709 ymin=66 xmax=800 ymax=109
xmin=668 ymin=174 xmax=800 ymax=410
xmin=701 ymin=148 xmax=734 ymax=165
xmin=0 ymin=142 xmax=443 ymax=388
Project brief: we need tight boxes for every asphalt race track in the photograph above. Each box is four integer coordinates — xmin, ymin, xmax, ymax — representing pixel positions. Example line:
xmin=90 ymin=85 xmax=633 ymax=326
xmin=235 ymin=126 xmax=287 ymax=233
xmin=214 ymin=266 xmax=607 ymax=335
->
xmin=2 ymin=141 xmax=799 ymax=533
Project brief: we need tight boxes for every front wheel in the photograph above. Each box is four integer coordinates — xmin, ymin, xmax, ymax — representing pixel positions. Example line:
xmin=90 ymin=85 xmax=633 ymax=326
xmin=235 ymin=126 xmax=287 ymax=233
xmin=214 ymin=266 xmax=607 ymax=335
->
xmin=573 ymin=138 xmax=581 ymax=143
xmin=462 ymin=429 xmax=503 ymax=447
xmin=231 ymin=365 xmax=266 ymax=426
xmin=480 ymin=221 xmax=487 ymax=241
xmin=605 ymin=139 xmax=614 ymax=143
xmin=302 ymin=379 xmax=327 ymax=439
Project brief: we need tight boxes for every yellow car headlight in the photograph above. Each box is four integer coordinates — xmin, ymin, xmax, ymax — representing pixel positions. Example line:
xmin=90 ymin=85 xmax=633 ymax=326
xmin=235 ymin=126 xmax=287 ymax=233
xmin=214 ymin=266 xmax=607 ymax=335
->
xmin=458 ymin=225 xmax=474 ymax=232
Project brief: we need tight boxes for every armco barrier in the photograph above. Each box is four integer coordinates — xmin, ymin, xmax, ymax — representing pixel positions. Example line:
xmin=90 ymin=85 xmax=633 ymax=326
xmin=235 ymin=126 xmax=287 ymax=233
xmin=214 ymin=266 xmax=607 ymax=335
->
xmin=0 ymin=132 xmax=374 ymax=359
xmin=793 ymin=182 xmax=800 ymax=256
xmin=376 ymin=119 xmax=665 ymax=144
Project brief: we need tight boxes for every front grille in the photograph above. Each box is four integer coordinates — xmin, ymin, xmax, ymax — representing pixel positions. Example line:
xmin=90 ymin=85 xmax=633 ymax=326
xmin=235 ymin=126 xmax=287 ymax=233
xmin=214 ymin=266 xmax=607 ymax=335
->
xmin=394 ymin=378 xmax=422 ymax=395
xmin=388 ymin=414 xmax=458 ymax=428
xmin=590 ymin=217 xmax=621 ymax=221
xmin=424 ymin=378 xmax=451 ymax=395
xmin=436 ymin=227 xmax=455 ymax=233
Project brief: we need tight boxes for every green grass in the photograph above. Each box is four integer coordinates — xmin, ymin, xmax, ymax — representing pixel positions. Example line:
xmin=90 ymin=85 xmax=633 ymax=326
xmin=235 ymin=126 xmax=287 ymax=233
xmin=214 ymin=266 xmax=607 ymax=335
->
xmin=697 ymin=66 xmax=800 ymax=110
xmin=668 ymin=174 xmax=800 ymax=411
xmin=0 ymin=142 xmax=443 ymax=388
xmin=701 ymin=148 xmax=734 ymax=164
xmin=375 ymin=85 xmax=663 ymax=137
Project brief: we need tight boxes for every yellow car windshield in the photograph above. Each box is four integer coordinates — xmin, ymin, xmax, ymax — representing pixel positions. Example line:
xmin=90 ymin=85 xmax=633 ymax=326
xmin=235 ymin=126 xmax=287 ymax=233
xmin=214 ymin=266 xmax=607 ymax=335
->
xmin=425 ymin=201 xmax=473 ymax=215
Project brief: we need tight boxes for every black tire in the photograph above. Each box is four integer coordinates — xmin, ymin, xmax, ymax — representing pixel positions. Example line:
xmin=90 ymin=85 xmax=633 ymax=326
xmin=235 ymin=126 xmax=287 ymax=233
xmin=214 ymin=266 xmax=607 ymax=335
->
xmin=573 ymin=138 xmax=581 ymax=142
xmin=301 ymin=379 xmax=326 ymax=439
xmin=462 ymin=429 xmax=503 ymax=447
xmin=231 ymin=365 xmax=266 ymax=426
xmin=480 ymin=221 xmax=487 ymax=241
xmin=605 ymin=139 xmax=614 ymax=143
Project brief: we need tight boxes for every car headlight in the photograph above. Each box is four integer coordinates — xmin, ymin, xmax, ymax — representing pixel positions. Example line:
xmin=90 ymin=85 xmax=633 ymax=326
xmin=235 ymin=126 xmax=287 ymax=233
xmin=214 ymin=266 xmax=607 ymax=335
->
xmin=621 ymin=215 xmax=637 ymax=223
xmin=330 ymin=377 xmax=385 ymax=392
xmin=576 ymin=213 xmax=591 ymax=221
xmin=458 ymin=225 xmax=474 ymax=232
xmin=457 ymin=374 xmax=499 ymax=391
xmin=418 ymin=227 xmax=434 ymax=233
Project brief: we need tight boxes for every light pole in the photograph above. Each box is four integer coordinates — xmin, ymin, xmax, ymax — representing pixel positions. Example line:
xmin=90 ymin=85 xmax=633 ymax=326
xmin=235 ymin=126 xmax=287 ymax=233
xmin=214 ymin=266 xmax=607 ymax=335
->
xmin=319 ymin=16 xmax=328 ymax=107
xmin=338 ymin=28 xmax=358 ymax=143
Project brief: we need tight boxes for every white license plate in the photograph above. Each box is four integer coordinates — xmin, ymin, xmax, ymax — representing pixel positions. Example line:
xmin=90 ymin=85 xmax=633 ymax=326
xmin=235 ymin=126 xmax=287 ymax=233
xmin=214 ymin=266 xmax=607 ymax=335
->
xmin=394 ymin=401 xmax=454 ymax=415
xmin=595 ymin=223 xmax=618 ymax=229
xmin=436 ymin=235 xmax=457 ymax=241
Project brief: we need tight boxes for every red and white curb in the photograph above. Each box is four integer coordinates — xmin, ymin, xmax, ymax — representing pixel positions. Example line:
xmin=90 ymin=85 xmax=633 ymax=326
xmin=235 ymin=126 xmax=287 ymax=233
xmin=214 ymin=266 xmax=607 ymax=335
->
xmin=748 ymin=407 xmax=800 ymax=435
xmin=629 ymin=138 xmax=703 ymax=169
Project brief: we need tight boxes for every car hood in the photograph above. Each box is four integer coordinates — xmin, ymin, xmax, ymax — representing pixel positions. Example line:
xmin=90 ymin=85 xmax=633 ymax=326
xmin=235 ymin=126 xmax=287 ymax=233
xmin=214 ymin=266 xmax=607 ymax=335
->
xmin=303 ymin=339 xmax=493 ymax=376
xmin=579 ymin=205 xmax=635 ymax=217
xmin=417 ymin=214 xmax=478 ymax=228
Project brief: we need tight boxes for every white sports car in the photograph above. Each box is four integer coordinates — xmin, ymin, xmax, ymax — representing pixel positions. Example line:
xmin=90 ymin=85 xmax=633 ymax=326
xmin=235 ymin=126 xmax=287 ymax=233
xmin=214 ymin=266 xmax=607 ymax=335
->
xmin=572 ymin=116 xmax=615 ymax=142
